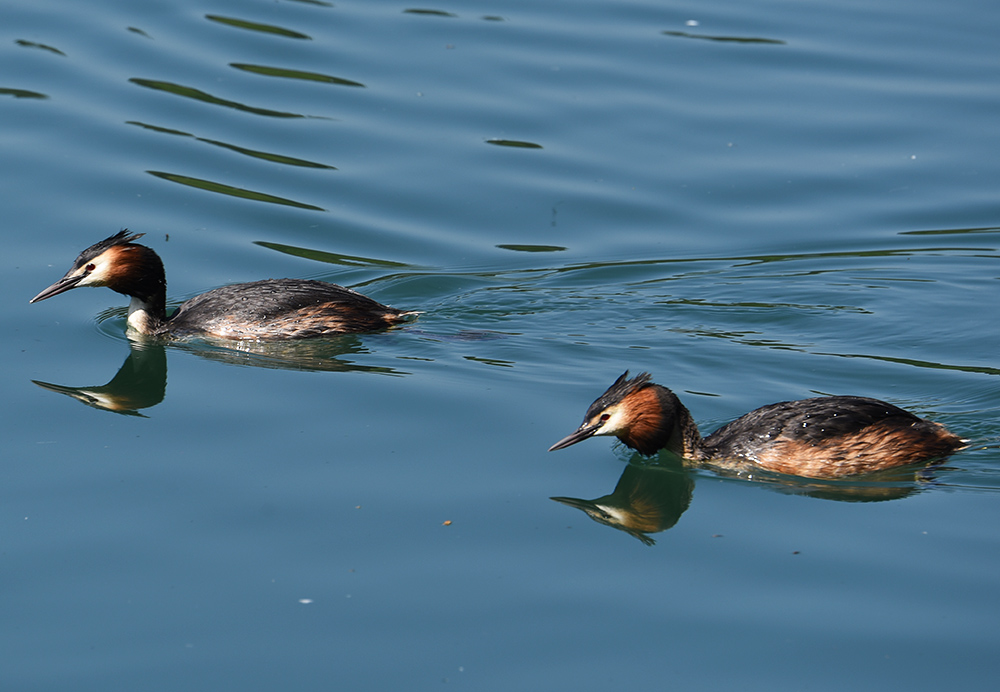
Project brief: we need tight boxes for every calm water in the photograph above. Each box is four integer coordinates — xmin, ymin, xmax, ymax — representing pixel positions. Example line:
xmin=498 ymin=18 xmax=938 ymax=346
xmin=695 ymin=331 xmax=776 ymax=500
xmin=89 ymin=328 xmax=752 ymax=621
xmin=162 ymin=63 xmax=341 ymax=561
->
xmin=3 ymin=0 xmax=999 ymax=689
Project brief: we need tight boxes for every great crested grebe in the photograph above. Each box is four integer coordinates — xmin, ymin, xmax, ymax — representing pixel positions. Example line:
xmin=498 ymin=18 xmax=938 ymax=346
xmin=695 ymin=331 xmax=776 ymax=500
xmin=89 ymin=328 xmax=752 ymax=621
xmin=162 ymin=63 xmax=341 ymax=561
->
xmin=549 ymin=371 xmax=963 ymax=479
xmin=30 ymin=230 xmax=414 ymax=340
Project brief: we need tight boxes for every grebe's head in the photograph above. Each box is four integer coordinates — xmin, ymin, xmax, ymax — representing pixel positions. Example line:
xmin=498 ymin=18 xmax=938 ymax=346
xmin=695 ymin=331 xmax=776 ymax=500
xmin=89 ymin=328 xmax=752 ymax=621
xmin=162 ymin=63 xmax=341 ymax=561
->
xmin=548 ymin=371 xmax=657 ymax=451
xmin=30 ymin=230 xmax=158 ymax=303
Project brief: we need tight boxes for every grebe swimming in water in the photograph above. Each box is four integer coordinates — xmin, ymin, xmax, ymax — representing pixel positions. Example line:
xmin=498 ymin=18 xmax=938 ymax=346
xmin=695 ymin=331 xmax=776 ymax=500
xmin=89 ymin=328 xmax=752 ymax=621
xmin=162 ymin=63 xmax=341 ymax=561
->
xmin=30 ymin=230 xmax=414 ymax=340
xmin=549 ymin=371 xmax=963 ymax=479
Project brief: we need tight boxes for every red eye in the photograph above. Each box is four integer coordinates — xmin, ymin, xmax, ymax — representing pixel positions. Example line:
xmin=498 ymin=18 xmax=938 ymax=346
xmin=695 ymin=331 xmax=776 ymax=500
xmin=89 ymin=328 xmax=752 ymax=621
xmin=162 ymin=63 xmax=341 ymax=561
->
xmin=85 ymin=263 xmax=96 ymax=272
xmin=600 ymin=413 xmax=610 ymax=422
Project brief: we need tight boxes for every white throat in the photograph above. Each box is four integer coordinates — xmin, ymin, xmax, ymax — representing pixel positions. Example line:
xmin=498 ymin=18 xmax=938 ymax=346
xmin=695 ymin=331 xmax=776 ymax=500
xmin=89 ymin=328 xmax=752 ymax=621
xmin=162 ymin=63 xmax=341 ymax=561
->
xmin=126 ymin=295 xmax=156 ymax=335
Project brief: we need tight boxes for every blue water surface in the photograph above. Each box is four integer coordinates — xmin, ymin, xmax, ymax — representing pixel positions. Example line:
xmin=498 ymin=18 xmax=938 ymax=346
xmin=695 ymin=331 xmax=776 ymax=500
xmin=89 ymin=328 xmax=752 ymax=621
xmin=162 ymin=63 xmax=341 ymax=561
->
xmin=3 ymin=0 xmax=999 ymax=689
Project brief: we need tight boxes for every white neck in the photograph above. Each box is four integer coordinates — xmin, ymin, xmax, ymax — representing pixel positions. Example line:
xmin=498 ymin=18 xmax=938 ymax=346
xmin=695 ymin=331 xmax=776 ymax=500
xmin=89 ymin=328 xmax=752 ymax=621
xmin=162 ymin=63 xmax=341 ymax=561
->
xmin=126 ymin=295 xmax=157 ymax=335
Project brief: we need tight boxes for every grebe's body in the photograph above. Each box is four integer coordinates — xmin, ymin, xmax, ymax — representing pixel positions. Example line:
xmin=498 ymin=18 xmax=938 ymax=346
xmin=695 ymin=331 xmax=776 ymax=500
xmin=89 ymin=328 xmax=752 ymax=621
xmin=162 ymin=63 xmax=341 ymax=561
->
xmin=549 ymin=372 xmax=963 ymax=479
xmin=30 ymin=231 xmax=413 ymax=340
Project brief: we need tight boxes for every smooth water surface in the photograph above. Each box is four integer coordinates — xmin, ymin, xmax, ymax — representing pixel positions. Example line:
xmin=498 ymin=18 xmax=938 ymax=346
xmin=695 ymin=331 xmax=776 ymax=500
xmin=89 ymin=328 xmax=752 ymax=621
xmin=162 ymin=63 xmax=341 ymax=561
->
xmin=3 ymin=0 xmax=999 ymax=689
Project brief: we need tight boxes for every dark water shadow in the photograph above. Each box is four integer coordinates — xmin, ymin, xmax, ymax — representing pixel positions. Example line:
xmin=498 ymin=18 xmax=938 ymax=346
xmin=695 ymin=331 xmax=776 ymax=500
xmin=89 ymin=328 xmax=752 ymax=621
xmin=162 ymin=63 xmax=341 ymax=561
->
xmin=205 ymin=14 xmax=312 ymax=40
xmin=254 ymin=241 xmax=410 ymax=268
xmin=128 ymin=120 xmax=336 ymax=170
xmin=403 ymin=9 xmax=458 ymax=18
xmin=662 ymin=30 xmax=786 ymax=45
xmin=146 ymin=171 xmax=325 ymax=211
xmin=230 ymin=63 xmax=364 ymax=88
xmin=486 ymin=139 xmax=543 ymax=149
xmin=496 ymin=244 xmax=567 ymax=253
xmin=15 ymin=39 xmax=66 ymax=56
xmin=129 ymin=78 xmax=309 ymax=118
xmin=1 ymin=87 xmax=48 ymax=99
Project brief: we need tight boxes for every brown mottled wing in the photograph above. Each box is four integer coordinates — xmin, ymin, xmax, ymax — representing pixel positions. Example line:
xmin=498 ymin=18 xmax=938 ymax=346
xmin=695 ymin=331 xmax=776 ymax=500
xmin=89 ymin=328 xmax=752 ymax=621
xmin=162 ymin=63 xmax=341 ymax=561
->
xmin=168 ymin=279 xmax=405 ymax=339
xmin=704 ymin=396 xmax=959 ymax=478
xmin=705 ymin=396 xmax=918 ymax=453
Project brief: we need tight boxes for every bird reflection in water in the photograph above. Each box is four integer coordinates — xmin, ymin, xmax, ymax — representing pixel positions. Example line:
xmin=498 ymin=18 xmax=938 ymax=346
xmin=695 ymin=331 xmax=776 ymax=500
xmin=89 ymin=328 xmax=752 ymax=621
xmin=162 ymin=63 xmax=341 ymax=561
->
xmin=31 ymin=335 xmax=408 ymax=416
xmin=33 ymin=343 xmax=167 ymax=417
xmin=552 ymin=461 xmax=693 ymax=546
xmin=552 ymin=455 xmax=940 ymax=545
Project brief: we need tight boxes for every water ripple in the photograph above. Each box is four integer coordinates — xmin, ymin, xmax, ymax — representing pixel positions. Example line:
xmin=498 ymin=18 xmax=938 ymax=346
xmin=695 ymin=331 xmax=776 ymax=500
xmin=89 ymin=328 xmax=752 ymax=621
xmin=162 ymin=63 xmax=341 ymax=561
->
xmin=205 ymin=14 xmax=312 ymax=40
xmin=129 ymin=78 xmax=308 ymax=118
xmin=128 ymin=121 xmax=336 ymax=169
xmin=146 ymin=171 xmax=325 ymax=210
xmin=230 ymin=63 xmax=365 ymax=88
